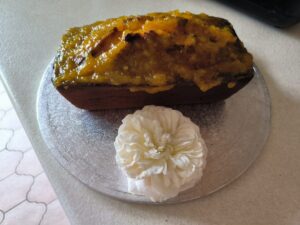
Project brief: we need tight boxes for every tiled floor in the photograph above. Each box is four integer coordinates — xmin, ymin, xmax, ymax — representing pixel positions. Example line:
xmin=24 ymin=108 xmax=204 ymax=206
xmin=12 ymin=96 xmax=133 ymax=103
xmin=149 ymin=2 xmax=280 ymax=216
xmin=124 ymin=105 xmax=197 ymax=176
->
xmin=0 ymin=81 xmax=70 ymax=225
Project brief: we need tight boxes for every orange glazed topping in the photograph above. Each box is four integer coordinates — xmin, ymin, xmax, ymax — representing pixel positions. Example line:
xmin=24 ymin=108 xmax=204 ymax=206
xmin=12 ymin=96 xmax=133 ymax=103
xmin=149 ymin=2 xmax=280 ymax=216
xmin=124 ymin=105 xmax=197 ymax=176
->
xmin=53 ymin=11 xmax=253 ymax=93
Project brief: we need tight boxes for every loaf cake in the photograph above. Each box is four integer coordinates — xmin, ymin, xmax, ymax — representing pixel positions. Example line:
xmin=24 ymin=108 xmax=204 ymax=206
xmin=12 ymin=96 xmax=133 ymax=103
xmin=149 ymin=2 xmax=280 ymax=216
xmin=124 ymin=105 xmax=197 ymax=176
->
xmin=52 ymin=11 xmax=254 ymax=110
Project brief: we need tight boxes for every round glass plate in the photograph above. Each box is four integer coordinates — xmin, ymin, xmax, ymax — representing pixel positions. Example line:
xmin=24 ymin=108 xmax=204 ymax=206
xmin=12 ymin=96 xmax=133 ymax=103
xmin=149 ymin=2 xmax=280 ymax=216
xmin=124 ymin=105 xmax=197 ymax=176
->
xmin=37 ymin=63 xmax=271 ymax=204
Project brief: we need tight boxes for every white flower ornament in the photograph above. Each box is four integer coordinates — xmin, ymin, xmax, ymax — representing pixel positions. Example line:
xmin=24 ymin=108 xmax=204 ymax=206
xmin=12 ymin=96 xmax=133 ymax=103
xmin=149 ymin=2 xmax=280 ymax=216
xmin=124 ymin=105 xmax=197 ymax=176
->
xmin=114 ymin=105 xmax=207 ymax=202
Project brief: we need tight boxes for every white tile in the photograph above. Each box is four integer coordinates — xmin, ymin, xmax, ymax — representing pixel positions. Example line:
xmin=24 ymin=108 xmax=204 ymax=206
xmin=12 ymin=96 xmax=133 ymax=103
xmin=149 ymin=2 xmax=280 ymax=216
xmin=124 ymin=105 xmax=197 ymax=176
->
xmin=0 ymin=110 xmax=5 ymax=121
xmin=0 ymin=174 xmax=33 ymax=212
xmin=2 ymin=201 xmax=45 ymax=225
xmin=0 ymin=92 xmax=12 ymax=111
xmin=0 ymin=129 xmax=13 ymax=150
xmin=28 ymin=173 xmax=56 ymax=204
xmin=0 ymin=150 xmax=22 ymax=180
xmin=0 ymin=81 xmax=4 ymax=94
xmin=0 ymin=109 xmax=22 ymax=130
xmin=41 ymin=200 xmax=70 ymax=225
xmin=17 ymin=150 xmax=43 ymax=176
xmin=0 ymin=210 xmax=3 ymax=224
xmin=7 ymin=129 xmax=32 ymax=152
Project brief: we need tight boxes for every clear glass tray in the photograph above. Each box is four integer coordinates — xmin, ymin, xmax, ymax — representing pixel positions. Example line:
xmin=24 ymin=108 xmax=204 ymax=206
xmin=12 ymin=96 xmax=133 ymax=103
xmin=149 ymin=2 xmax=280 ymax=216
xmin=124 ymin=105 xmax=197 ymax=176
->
xmin=37 ymin=64 xmax=271 ymax=204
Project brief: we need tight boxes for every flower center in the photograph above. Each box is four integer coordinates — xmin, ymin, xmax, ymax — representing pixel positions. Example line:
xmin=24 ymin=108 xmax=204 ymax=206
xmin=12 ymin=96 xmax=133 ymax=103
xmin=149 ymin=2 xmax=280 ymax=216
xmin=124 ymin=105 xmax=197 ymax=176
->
xmin=144 ymin=132 xmax=173 ymax=159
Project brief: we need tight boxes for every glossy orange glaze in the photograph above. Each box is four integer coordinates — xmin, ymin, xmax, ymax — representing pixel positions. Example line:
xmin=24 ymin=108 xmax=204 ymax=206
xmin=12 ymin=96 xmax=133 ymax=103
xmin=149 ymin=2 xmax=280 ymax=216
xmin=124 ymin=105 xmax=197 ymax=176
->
xmin=53 ymin=11 xmax=253 ymax=93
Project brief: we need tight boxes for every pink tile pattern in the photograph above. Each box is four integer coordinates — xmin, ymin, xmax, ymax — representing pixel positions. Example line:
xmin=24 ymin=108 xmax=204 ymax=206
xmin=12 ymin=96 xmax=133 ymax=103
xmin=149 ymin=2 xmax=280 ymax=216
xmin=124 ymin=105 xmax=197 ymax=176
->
xmin=0 ymin=129 xmax=12 ymax=151
xmin=41 ymin=200 xmax=70 ymax=225
xmin=7 ymin=129 xmax=32 ymax=152
xmin=0 ymin=80 xmax=70 ymax=225
xmin=0 ymin=150 xmax=22 ymax=179
xmin=0 ymin=109 xmax=22 ymax=130
xmin=0 ymin=174 xmax=33 ymax=212
xmin=2 ymin=201 xmax=46 ymax=225
xmin=28 ymin=173 xmax=57 ymax=204
xmin=16 ymin=150 xmax=43 ymax=176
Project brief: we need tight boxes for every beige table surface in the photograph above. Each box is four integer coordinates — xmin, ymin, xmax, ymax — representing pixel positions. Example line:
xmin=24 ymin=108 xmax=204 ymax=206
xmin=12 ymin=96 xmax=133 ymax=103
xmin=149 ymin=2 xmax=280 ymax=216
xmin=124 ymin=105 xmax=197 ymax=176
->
xmin=1 ymin=0 xmax=300 ymax=224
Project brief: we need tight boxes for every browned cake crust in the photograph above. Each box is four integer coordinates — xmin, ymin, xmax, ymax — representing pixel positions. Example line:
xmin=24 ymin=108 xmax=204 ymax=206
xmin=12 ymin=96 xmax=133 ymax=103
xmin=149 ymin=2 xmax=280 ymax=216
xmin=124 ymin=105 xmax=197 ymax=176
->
xmin=55 ymin=69 xmax=254 ymax=110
